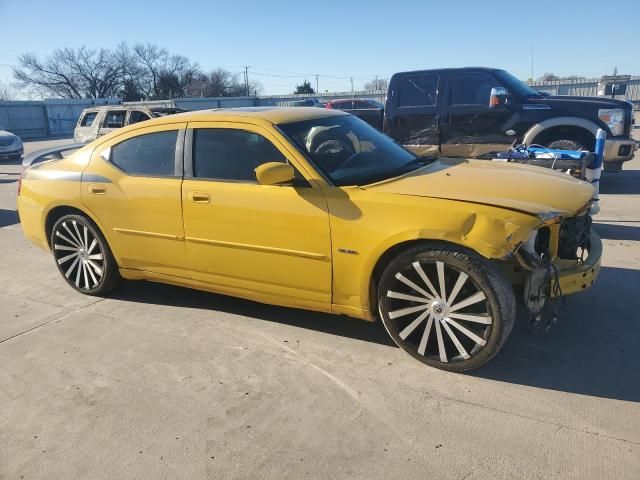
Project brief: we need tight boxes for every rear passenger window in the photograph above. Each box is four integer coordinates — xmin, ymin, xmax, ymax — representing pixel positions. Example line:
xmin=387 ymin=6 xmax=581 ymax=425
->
xmin=450 ymin=73 xmax=499 ymax=106
xmin=398 ymin=75 xmax=439 ymax=107
xmin=193 ymin=129 xmax=286 ymax=182
xmin=110 ymin=131 xmax=177 ymax=176
xmin=129 ymin=110 xmax=152 ymax=125
xmin=103 ymin=111 xmax=126 ymax=128
xmin=80 ymin=112 xmax=97 ymax=127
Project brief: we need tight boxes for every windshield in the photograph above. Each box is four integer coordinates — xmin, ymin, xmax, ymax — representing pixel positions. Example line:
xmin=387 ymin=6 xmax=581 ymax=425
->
xmin=494 ymin=70 xmax=541 ymax=97
xmin=279 ymin=115 xmax=421 ymax=186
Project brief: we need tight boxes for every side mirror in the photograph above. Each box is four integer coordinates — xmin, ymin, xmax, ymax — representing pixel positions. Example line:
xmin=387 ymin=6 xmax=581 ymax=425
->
xmin=255 ymin=162 xmax=295 ymax=186
xmin=489 ymin=87 xmax=509 ymax=108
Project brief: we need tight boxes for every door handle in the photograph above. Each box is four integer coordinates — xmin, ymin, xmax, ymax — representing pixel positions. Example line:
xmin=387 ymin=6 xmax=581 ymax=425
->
xmin=88 ymin=184 xmax=107 ymax=195
xmin=189 ymin=191 xmax=211 ymax=203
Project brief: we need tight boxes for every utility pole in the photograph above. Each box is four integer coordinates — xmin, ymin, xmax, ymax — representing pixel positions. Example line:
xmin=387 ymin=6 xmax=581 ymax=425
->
xmin=350 ymin=77 xmax=354 ymax=92
xmin=314 ymin=74 xmax=319 ymax=94
xmin=243 ymin=66 xmax=250 ymax=96
xmin=530 ymin=44 xmax=534 ymax=83
xmin=374 ymin=75 xmax=378 ymax=91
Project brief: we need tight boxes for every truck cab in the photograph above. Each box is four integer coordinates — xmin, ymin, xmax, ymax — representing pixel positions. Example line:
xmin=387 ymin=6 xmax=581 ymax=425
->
xmin=383 ymin=68 xmax=636 ymax=171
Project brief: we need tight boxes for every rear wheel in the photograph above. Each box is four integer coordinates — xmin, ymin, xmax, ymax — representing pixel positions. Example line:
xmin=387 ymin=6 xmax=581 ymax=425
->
xmin=50 ymin=214 xmax=121 ymax=295
xmin=377 ymin=244 xmax=516 ymax=372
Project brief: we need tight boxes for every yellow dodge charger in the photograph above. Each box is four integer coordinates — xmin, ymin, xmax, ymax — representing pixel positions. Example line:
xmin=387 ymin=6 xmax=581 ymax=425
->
xmin=17 ymin=107 xmax=601 ymax=371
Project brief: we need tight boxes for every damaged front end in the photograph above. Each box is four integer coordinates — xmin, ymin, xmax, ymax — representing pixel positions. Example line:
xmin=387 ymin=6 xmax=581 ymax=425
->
xmin=511 ymin=208 xmax=602 ymax=331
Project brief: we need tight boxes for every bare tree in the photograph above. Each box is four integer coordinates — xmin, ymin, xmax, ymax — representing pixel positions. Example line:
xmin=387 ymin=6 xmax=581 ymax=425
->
xmin=12 ymin=43 xmax=259 ymax=100
xmin=185 ymin=68 xmax=262 ymax=97
xmin=13 ymin=47 xmax=127 ymax=98
xmin=0 ymin=80 xmax=16 ymax=100
xmin=131 ymin=43 xmax=199 ymax=99
xmin=537 ymin=73 xmax=586 ymax=82
xmin=363 ymin=78 xmax=388 ymax=91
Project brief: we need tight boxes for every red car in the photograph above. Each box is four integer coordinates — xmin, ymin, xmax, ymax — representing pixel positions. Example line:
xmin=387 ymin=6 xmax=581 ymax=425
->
xmin=325 ymin=99 xmax=384 ymax=129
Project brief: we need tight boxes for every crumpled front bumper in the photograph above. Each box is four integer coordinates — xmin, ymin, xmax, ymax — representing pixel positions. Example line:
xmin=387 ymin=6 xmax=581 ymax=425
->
xmin=551 ymin=231 xmax=602 ymax=297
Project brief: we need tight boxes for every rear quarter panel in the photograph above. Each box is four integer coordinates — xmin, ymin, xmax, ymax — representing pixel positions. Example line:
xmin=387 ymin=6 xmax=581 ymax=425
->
xmin=17 ymin=147 xmax=94 ymax=249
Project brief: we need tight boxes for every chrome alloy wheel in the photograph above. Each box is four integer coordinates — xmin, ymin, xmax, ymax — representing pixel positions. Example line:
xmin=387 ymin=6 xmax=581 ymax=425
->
xmin=384 ymin=260 xmax=492 ymax=364
xmin=52 ymin=219 xmax=105 ymax=291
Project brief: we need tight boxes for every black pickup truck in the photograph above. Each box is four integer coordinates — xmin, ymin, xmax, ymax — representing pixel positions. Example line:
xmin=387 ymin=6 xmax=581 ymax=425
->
xmin=366 ymin=67 xmax=636 ymax=171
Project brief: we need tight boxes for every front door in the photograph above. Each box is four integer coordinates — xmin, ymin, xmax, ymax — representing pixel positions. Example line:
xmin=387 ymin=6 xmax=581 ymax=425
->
xmin=82 ymin=123 xmax=188 ymax=277
xmin=181 ymin=122 xmax=332 ymax=308
xmin=385 ymin=73 xmax=441 ymax=156
xmin=440 ymin=71 xmax=517 ymax=157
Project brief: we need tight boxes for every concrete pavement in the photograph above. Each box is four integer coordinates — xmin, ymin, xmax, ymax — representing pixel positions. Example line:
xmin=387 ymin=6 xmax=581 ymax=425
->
xmin=0 ymin=139 xmax=639 ymax=479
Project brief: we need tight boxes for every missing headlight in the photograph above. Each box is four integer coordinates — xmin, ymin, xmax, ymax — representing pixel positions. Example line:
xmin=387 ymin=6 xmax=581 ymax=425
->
xmin=534 ymin=227 xmax=551 ymax=256
xmin=558 ymin=214 xmax=592 ymax=260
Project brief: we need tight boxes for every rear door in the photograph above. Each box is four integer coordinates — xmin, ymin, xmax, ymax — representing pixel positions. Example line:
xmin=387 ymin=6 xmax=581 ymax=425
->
xmin=127 ymin=110 xmax=152 ymax=126
xmin=82 ymin=123 xmax=188 ymax=277
xmin=98 ymin=109 xmax=127 ymax=137
xmin=440 ymin=71 xmax=516 ymax=157
xmin=385 ymin=73 xmax=441 ymax=156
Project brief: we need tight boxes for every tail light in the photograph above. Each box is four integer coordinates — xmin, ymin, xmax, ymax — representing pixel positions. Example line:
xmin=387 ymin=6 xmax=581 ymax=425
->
xmin=325 ymin=103 xmax=333 ymax=109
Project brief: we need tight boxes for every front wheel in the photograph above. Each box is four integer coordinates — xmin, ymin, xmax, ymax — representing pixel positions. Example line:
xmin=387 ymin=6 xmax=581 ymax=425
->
xmin=377 ymin=244 xmax=516 ymax=372
xmin=50 ymin=214 xmax=121 ymax=295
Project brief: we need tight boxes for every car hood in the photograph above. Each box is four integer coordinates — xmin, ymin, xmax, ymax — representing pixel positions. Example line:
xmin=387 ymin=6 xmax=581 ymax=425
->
xmin=528 ymin=95 xmax=632 ymax=111
xmin=363 ymin=158 xmax=594 ymax=217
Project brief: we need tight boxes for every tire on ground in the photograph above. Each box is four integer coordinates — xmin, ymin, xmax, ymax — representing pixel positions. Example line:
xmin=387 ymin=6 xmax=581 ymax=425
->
xmin=377 ymin=243 xmax=516 ymax=372
xmin=50 ymin=213 xmax=121 ymax=296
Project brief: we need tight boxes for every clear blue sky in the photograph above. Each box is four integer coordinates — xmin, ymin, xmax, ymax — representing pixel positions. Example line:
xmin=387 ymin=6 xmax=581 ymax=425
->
xmin=1 ymin=0 xmax=638 ymax=96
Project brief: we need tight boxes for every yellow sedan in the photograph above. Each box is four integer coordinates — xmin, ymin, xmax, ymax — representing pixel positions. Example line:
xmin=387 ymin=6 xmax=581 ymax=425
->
xmin=17 ymin=107 xmax=601 ymax=371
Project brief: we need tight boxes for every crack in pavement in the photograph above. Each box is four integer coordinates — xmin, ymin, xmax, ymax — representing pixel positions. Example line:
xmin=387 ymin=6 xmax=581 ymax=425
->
xmin=0 ymin=289 xmax=73 ymax=309
xmin=0 ymin=298 xmax=105 ymax=345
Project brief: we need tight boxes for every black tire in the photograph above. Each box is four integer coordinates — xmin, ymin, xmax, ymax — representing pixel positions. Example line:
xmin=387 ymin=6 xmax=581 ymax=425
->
xmin=377 ymin=243 xmax=516 ymax=372
xmin=50 ymin=213 xmax=121 ymax=295
xmin=546 ymin=139 xmax=584 ymax=151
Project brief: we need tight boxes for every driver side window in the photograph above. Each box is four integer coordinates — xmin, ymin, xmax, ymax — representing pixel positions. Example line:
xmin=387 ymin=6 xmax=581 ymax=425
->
xmin=192 ymin=129 xmax=287 ymax=182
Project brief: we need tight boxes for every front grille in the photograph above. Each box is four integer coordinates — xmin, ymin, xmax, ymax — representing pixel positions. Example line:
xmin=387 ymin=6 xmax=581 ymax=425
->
xmin=558 ymin=214 xmax=592 ymax=260
xmin=0 ymin=137 xmax=14 ymax=147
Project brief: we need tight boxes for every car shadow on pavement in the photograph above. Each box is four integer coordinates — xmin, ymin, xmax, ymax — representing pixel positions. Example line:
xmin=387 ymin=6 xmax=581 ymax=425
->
xmin=115 ymin=265 xmax=640 ymax=402
xmin=0 ymin=208 xmax=19 ymax=228
xmin=593 ymin=223 xmax=640 ymax=241
xmin=600 ymin=169 xmax=640 ymax=195
xmin=474 ymin=266 xmax=640 ymax=403
xmin=112 ymin=281 xmax=395 ymax=347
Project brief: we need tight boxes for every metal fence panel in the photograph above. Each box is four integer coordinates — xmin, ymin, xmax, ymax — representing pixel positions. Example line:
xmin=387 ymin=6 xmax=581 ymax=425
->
xmin=45 ymin=98 xmax=119 ymax=136
xmin=0 ymin=101 xmax=47 ymax=138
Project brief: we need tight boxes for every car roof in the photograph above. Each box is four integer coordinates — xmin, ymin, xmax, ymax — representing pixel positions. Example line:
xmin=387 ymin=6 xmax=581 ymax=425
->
xmin=139 ymin=106 xmax=348 ymax=126
xmin=392 ymin=67 xmax=503 ymax=77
